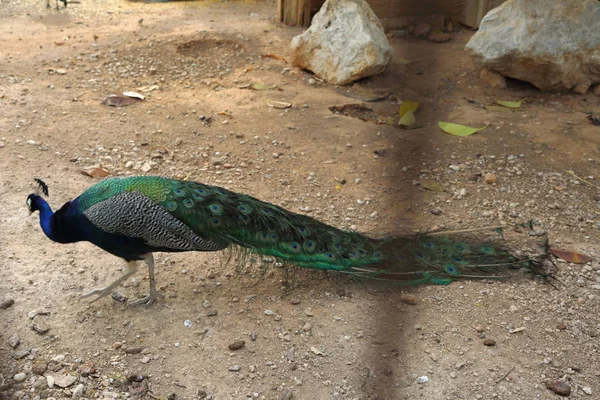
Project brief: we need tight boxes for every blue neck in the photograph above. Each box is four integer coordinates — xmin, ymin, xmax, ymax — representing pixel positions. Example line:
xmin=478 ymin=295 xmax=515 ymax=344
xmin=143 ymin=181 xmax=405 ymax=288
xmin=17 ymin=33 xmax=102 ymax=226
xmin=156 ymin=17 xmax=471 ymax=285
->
xmin=37 ymin=198 xmax=82 ymax=244
xmin=38 ymin=200 xmax=56 ymax=240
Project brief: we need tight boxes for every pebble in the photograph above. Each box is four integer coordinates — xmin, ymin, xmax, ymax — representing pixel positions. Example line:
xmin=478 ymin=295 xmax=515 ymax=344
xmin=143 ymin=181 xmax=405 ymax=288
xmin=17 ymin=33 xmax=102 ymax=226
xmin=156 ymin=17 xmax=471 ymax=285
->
xmin=0 ymin=298 xmax=14 ymax=309
xmin=124 ymin=347 xmax=143 ymax=354
xmin=582 ymin=386 xmax=592 ymax=395
xmin=46 ymin=375 xmax=55 ymax=388
xmin=8 ymin=333 xmax=20 ymax=348
xmin=416 ymin=376 xmax=429 ymax=384
xmin=32 ymin=315 xmax=50 ymax=334
xmin=52 ymin=354 xmax=65 ymax=362
xmin=140 ymin=162 xmax=152 ymax=172
xmin=302 ymin=322 xmax=312 ymax=332
xmin=264 ymin=309 xmax=276 ymax=316
xmin=78 ymin=361 xmax=95 ymax=376
xmin=545 ymin=380 xmax=571 ymax=396
xmin=13 ymin=373 xmax=26 ymax=382
xmin=52 ymin=374 xmax=78 ymax=388
xmin=13 ymin=348 xmax=30 ymax=360
xmin=304 ymin=307 xmax=313 ymax=317
xmin=483 ymin=338 xmax=496 ymax=346
xmin=72 ymin=383 xmax=85 ymax=400
xmin=484 ymin=173 xmax=497 ymax=184
xmin=250 ymin=331 xmax=257 ymax=341
xmin=228 ymin=340 xmax=245 ymax=351
xmin=141 ymin=356 xmax=151 ymax=364
xmin=32 ymin=361 xmax=48 ymax=375
xmin=308 ymin=78 xmax=316 ymax=85
xmin=400 ymin=294 xmax=418 ymax=305
xmin=290 ymin=298 xmax=300 ymax=305
xmin=228 ymin=365 xmax=241 ymax=372
xmin=474 ymin=325 xmax=485 ymax=333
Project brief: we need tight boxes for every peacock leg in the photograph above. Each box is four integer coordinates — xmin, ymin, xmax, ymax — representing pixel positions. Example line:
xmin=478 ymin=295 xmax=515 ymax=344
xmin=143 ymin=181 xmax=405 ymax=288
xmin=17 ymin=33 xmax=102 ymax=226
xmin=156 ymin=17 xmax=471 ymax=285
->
xmin=127 ymin=253 xmax=164 ymax=307
xmin=80 ymin=260 xmax=138 ymax=303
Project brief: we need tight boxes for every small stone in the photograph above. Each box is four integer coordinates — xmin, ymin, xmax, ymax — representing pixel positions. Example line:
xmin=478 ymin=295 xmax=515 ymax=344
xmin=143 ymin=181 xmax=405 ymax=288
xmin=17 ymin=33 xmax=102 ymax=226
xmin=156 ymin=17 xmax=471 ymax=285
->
xmin=400 ymin=294 xmax=418 ymax=305
xmin=264 ymin=309 xmax=276 ymax=316
xmin=111 ymin=291 xmax=128 ymax=303
xmin=52 ymin=373 xmax=78 ymax=388
xmin=32 ymin=361 xmax=48 ymax=375
xmin=557 ymin=323 xmax=567 ymax=330
xmin=0 ymin=298 xmax=14 ymax=309
xmin=13 ymin=373 xmax=26 ymax=382
xmin=46 ymin=375 xmax=55 ymax=388
xmin=228 ymin=340 xmax=245 ymax=351
xmin=474 ymin=325 xmax=485 ymax=333
xmin=13 ymin=348 xmax=31 ymax=360
xmin=308 ymin=78 xmax=316 ymax=85
xmin=32 ymin=315 xmax=50 ymax=334
xmin=483 ymin=338 xmax=496 ymax=346
xmin=112 ymin=341 xmax=123 ymax=349
xmin=141 ymin=356 xmax=151 ymax=364
xmin=302 ymin=322 xmax=313 ymax=332
xmin=479 ymin=68 xmax=507 ymax=88
xmin=0 ymin=141 xmax=5 ymax=148
xmin=8 ymin=333 xmax=20 ymax=348
xmin=124 ymin=347 xmax=143 ymax=354
xmin=484 ymin=173 xmax=497 ymax=184
xmin=207 ymin=310 xmax=218 ymax=317
xmin=250 ymin=331 xmax=257 ymax=341
xmin=78 ymin=361 xmax=95 ymax=377
xmin=509 ymin=305 xmax=518 ymax=312
xmin=582 ymin=386 xmax=592 ymax=395
xmin=427 ymin=30 xmax=452 ymax=43
xmin=72 ymin=383 xmax=85 ymax=400
xmin=210 ymin=157 xmax=223 ymax=166
xmin=545 ymin=380 xmax=571 ymax=396
xmin=304 ymin=307 xmax=313 ymax=317
xmin=55 ymin=69 xmax=67 ymax=75
xmin=228 ymin=365 xmax=241 ymax=372
xmin=52 ymin=354 xmax=65 ymax=362
xmin=290 ymin=298 xmax=301 ymax=305
xmin=140 ymin=162 xmax=152 ymax=173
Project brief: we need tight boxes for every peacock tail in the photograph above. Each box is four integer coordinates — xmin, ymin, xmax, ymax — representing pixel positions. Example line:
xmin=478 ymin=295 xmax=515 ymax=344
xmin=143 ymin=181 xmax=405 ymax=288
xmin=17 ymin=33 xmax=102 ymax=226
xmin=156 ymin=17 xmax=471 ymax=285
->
xmin=68 ymin=176 xmax=539 ymax=284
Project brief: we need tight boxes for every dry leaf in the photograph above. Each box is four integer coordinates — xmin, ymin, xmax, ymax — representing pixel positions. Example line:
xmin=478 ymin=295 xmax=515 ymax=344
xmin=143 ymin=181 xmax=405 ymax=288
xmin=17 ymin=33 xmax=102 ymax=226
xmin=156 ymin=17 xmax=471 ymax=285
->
xmin=550 ymin=248 xmax=592 ymax=264
xmin=495 ymin=99 xmax=523 ymax=108
xmin=137 ymin=84 xmax=159 ymax=93
xmin=420 ymin=180 xmax=444 ymax=192
xmin=123 ymin=91 xmax=145 ymax=100
xmin=249 ymin=82 xmax=277 ymax=91
xmin=262 ymin=53 xmax=288 ymax=62
xmin=267 ymin=100 xmax=292 ymax=109
xmin=310 ymin=347 xmax=325 ymax=356
xmin=81 ymin=166 xmax=110 ymax=178
xmin=484 ymin=105 xmax=512 ymax=112
xmin=101 ymin=95 xmax=139 ymax=107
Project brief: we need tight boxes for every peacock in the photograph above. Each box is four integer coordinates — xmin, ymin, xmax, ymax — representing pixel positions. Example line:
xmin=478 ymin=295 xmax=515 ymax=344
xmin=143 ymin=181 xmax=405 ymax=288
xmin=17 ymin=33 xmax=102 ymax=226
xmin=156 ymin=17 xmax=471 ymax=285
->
xmin=26 ymin=176 xmax=546 ymax=307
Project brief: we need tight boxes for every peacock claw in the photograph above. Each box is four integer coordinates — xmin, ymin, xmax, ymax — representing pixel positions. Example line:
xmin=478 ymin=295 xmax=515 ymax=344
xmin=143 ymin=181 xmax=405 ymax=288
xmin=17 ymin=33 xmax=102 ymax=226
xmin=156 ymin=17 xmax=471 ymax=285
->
xmin=127 ymin=290 xmax=164 ymax=307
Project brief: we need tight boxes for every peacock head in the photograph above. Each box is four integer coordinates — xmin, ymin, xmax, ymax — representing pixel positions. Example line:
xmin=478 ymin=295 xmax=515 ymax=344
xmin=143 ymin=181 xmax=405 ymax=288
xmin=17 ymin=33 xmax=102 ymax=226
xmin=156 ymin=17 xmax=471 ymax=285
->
xmin=26 ymin=178 xmax=49 ymax=215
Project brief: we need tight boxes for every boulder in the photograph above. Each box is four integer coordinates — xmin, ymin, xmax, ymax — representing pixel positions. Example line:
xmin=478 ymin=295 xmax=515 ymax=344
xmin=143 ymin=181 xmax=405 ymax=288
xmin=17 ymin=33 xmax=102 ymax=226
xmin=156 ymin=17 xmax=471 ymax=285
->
xmin=291 ymin=0 xmax=393 ymax=85
xmin=466 ymin=0 xmax=600 ymax=93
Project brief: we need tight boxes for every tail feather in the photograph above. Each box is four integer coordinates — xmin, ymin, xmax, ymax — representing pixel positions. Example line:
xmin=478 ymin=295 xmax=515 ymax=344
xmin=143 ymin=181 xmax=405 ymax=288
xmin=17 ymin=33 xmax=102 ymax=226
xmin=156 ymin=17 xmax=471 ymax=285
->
xmin=93 ymin=176 xmax=548 ymax=285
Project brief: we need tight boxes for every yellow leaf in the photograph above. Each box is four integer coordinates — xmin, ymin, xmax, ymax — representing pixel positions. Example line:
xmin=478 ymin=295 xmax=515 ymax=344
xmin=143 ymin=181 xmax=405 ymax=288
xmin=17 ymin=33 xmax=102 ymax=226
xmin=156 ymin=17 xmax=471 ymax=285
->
xmin=399 ymin=101 xmax=419 ymax=117
xmin=397 ymin=57 xmax=411 ymax=65
xmin=398 ymin=110 xmax=416 ymax=126
xmin=484 ymin=105 xmax=511 ymax=112
xmin=495 ymin=99 xmax=523 ymax=108
xmin=438 ymin=122 xmax=488 ymax=136
xmin=420 ymin=180 xmax=444 ymax=192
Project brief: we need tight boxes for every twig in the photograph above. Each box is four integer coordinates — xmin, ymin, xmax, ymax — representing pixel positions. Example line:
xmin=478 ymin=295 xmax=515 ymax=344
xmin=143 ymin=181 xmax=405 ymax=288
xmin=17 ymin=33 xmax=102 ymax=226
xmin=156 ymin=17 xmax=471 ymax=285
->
xmin=565 ymin=170 xmax=600 ymax=191
xmin=496 ymin=366 xmax=515 ymax=384
xmin=427 ymin=226 xmax=502 ymax=236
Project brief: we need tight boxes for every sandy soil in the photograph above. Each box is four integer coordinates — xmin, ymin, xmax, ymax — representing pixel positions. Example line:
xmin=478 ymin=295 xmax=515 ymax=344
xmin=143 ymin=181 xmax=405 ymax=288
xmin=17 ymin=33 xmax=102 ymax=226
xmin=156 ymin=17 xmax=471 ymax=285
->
xmin=1 ymin=1 xmax=600 ymax=399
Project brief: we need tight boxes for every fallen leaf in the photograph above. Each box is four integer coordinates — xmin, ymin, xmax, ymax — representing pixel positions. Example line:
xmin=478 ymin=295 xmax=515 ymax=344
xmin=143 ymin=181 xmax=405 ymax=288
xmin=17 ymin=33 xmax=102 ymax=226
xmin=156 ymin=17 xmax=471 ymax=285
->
xmin=123 ymin=91 xmax=145 ymax=100
xmin=249 ymin=82 xmax=277 ymax=91
xmin=398 ymin=110 xmax=416 ymax=126
xmin=101 ymin=95 xmax=139 ymax=107
xmin=398 ymin=101 xmax=419 ymax=126
xmin=217 ymin=110 xmax=233 ymax=116
xmin=496 ymin=99 xmax=523 ymax=108
xmin=438 ymin=122 xmax=488 ymax=136
xmin=550 ymin=248 xmax=592 ymax=264
xmin=137 ymin=84 xmax=159 ymax=92
xmin=420 ymin=180 xmax=444 ymax=192
xmin=81 ymin=166 xmax=110 ymax=178
xmin=266 ymin=100 xmax=292 ymax=109
xmin=509 ymin=327 xmax=526 ymax=334
xmin=397 ymin=57 xmax=411 ymax=65
xmin=484 ymin=105 xmax=512 ymax=112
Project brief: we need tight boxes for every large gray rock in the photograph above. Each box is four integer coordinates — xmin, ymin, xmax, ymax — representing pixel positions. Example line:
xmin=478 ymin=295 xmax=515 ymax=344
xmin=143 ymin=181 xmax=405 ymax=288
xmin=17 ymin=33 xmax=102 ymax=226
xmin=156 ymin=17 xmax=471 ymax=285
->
xmin=291 ymin=0 xmax=393 ymax=85
xmin=466 ymin=0 xmax=600 ymax=93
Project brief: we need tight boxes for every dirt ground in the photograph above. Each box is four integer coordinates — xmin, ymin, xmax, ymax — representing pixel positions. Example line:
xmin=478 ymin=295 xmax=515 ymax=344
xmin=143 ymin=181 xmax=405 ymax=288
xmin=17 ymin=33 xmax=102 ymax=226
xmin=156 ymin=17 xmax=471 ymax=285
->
xmin=1 ymin=1 xmax=600 ymax=399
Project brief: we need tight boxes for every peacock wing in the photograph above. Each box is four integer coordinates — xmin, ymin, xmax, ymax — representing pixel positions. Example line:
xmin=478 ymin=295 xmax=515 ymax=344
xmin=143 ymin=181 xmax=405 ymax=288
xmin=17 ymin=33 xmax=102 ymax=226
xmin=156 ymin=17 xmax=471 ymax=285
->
xmin=82 ymin=191 xmax=228 ymax=251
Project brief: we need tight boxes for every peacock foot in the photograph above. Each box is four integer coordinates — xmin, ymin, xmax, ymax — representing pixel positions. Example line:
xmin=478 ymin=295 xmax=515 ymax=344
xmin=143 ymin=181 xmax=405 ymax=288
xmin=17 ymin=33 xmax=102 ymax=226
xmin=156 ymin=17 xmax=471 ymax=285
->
xmin=127 ymin=289 xmax=164 ymax=307
xmin=80 ymin=287 xmax=114 ymax=303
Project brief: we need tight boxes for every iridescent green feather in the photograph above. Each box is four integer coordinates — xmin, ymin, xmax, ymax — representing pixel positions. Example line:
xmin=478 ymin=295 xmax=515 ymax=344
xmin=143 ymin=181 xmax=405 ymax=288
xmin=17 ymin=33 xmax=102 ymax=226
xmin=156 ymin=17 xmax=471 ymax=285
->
xmin=75 ymin=176 xmax=542 ymax=285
